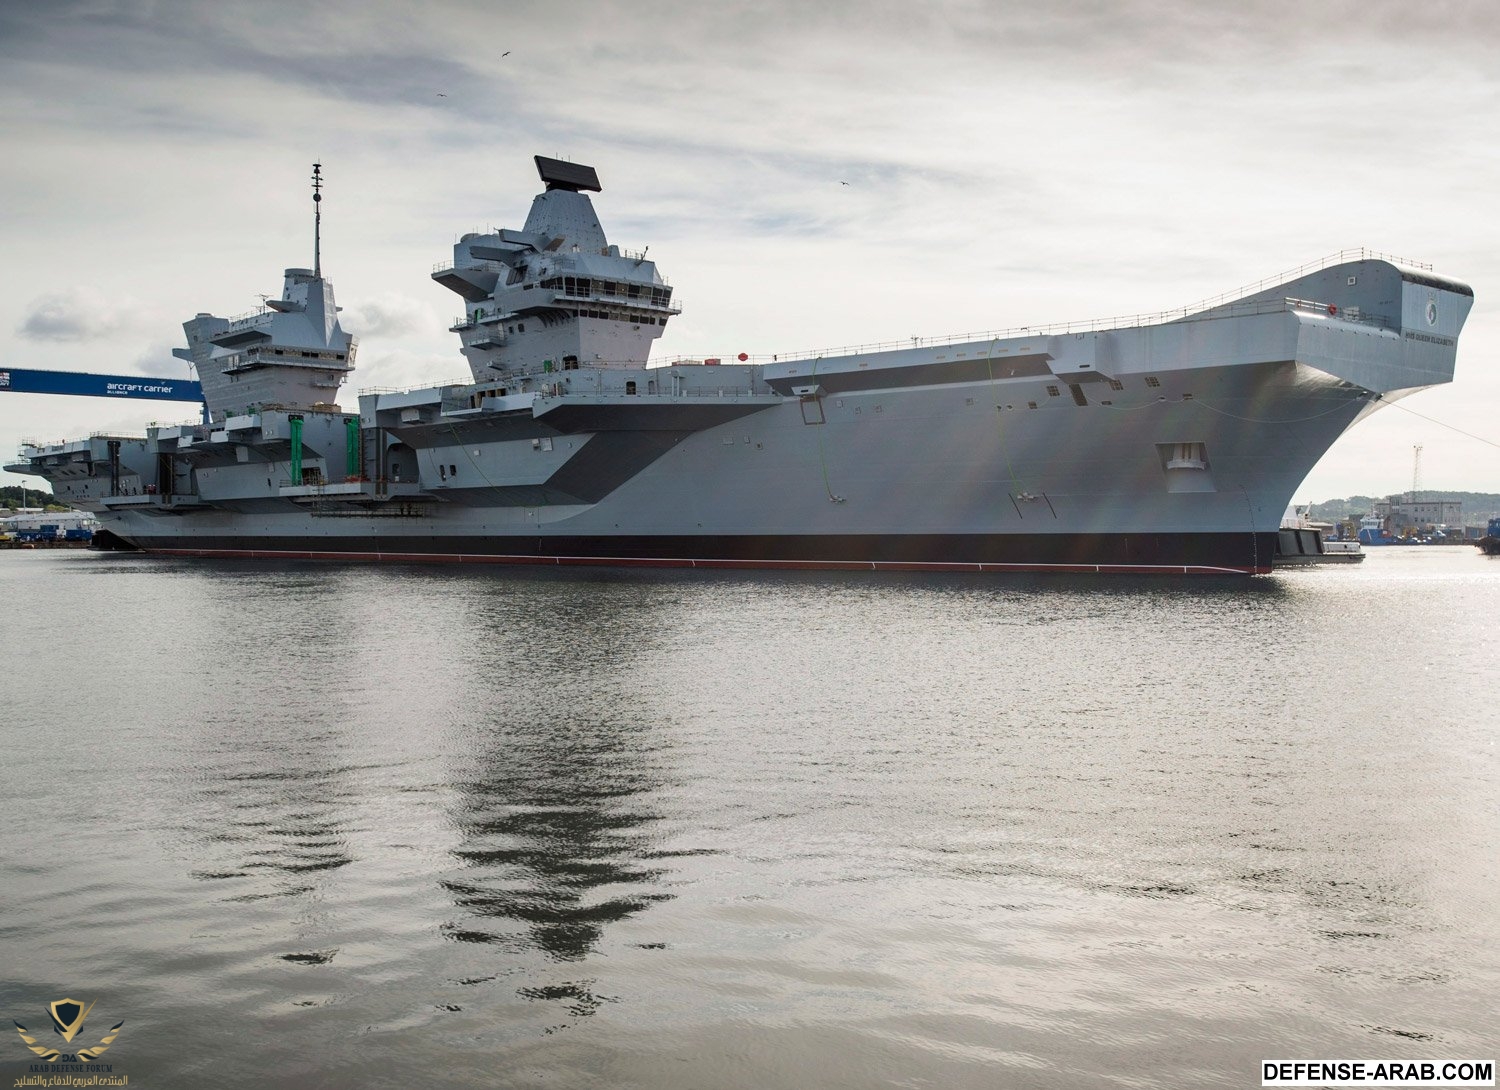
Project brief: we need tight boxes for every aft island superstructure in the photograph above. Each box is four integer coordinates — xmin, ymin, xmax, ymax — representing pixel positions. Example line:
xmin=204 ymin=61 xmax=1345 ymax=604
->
xmin=8 ymin=157 xmax=1474 ymax=574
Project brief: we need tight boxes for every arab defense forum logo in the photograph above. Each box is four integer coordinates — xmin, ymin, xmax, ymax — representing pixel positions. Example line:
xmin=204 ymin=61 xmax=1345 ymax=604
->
xmin=13 ymin=998 xmax=124 ymax=1063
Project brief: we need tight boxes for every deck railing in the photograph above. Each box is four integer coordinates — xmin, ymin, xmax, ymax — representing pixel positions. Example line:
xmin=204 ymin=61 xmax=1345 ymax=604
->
xmin=716 ymin=290 xmax=1390 ymax=365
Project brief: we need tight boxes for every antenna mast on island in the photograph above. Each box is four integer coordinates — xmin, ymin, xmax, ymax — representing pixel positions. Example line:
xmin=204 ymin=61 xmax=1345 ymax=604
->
xmin=311 ymin=162 xmax=323 ymax=277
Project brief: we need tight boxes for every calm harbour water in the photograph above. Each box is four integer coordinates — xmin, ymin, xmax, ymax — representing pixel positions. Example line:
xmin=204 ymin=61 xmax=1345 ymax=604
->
xmin=2 ymin=547 xmax=1496 ymax=1088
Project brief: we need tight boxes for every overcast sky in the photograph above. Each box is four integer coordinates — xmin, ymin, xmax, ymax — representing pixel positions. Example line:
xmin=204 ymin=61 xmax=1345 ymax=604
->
xmin=2 ymin=0 xmax=1497 ymax=502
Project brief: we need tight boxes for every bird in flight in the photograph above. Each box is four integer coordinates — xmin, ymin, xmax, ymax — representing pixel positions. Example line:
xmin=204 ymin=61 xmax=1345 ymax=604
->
xmin=503 ymin=51 xmax=511 ymax=56
xmin=840 ymin=181 xmax=850 ymax=186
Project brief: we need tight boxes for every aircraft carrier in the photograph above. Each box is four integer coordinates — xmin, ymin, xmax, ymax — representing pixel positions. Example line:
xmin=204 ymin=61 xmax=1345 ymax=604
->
xmin=7 ymin=156 xmax=1474 ymax=574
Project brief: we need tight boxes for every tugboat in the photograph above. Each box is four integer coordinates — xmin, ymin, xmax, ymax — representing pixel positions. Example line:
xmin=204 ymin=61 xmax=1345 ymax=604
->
xmin=1477 ymin=517 xmax=1500 ymax=557
xmin=1356 ymin=513 xmax=1395 ymax=546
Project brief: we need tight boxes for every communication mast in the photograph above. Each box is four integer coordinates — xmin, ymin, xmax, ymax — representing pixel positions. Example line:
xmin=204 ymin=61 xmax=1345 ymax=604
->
xmin=1411 ymin=444 xmax=1423 ymax=501
xmin=311 ymin=162 xmax=323 ymax=277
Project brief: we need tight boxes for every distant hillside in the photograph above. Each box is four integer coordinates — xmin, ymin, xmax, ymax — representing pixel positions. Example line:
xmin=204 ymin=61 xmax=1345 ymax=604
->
xmin=2 ymin=484 xmax=61 ymax=511
xmin=1306 ymin=492 xmax=1500 ymax=526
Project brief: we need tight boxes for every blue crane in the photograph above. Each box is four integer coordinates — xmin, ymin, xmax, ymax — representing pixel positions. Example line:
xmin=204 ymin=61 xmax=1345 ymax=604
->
xmin=0 ymin=367 xmax=207 ymax=422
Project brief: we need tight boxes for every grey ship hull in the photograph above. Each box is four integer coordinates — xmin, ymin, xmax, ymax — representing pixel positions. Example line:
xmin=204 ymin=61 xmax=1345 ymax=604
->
xmin=119 ymin=362 xmax=1304 ymax=574
xmin=41 ymin=255 xmax=1471 ymax=576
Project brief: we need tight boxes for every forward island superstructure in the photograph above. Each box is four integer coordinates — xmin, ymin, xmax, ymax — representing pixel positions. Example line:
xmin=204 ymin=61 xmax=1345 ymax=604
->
xmin=8 ymin=157 xmax=1474 ymax=574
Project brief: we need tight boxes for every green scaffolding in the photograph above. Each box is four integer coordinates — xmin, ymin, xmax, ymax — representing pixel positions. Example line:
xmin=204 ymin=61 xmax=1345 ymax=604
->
xmin=289 ymin=415 xmax=303 ymax=485
xmin=345 ymin=417 xmax=360 ymax=479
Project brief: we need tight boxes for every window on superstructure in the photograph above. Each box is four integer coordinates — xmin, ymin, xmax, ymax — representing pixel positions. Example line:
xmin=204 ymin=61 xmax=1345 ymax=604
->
xmin=626 ymin=381 xmax=637 ymax=395
xmin=1145 ymin=376 xmax=1161 ymax=388
xmin=563 ymin=356 xmax=579 ymax=371
xmin=1108 ymin=379 xmax=1124 ymax=391
xmin=1046 ymin=385 xmax=1060 ymax=397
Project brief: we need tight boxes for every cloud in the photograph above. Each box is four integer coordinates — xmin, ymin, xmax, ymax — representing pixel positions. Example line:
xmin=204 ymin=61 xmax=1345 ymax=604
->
xmin=354 ymin=349 xmax=468 ymax=392
xmin=131 ymin=340 xmax=191 ymax=378
xmin=338 ymin=294 xmax=440 ymax=340
xmin=0 ymin=1 xmax=496 ymax=140
xmin=17 ymin=291 xmax=150 ymax=342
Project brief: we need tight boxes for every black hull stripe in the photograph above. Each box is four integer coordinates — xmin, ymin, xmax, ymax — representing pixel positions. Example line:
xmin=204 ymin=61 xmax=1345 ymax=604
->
xmin=125 ymin=532 xmax=1277 ymax=576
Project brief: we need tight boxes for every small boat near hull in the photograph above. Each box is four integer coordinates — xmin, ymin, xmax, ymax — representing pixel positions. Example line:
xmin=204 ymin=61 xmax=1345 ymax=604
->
xmin=1273 ymin=525 xmax=1365 ymax=567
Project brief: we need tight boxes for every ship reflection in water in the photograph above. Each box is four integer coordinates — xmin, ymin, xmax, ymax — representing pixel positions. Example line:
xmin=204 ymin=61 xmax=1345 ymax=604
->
xmin=439 ymin=713 xmax=676 ymax=1014
xmin=1 ymin=551 xmax=1497 ymax=1089
xmin=436 ymin=569 xmax=687 ymax=1025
